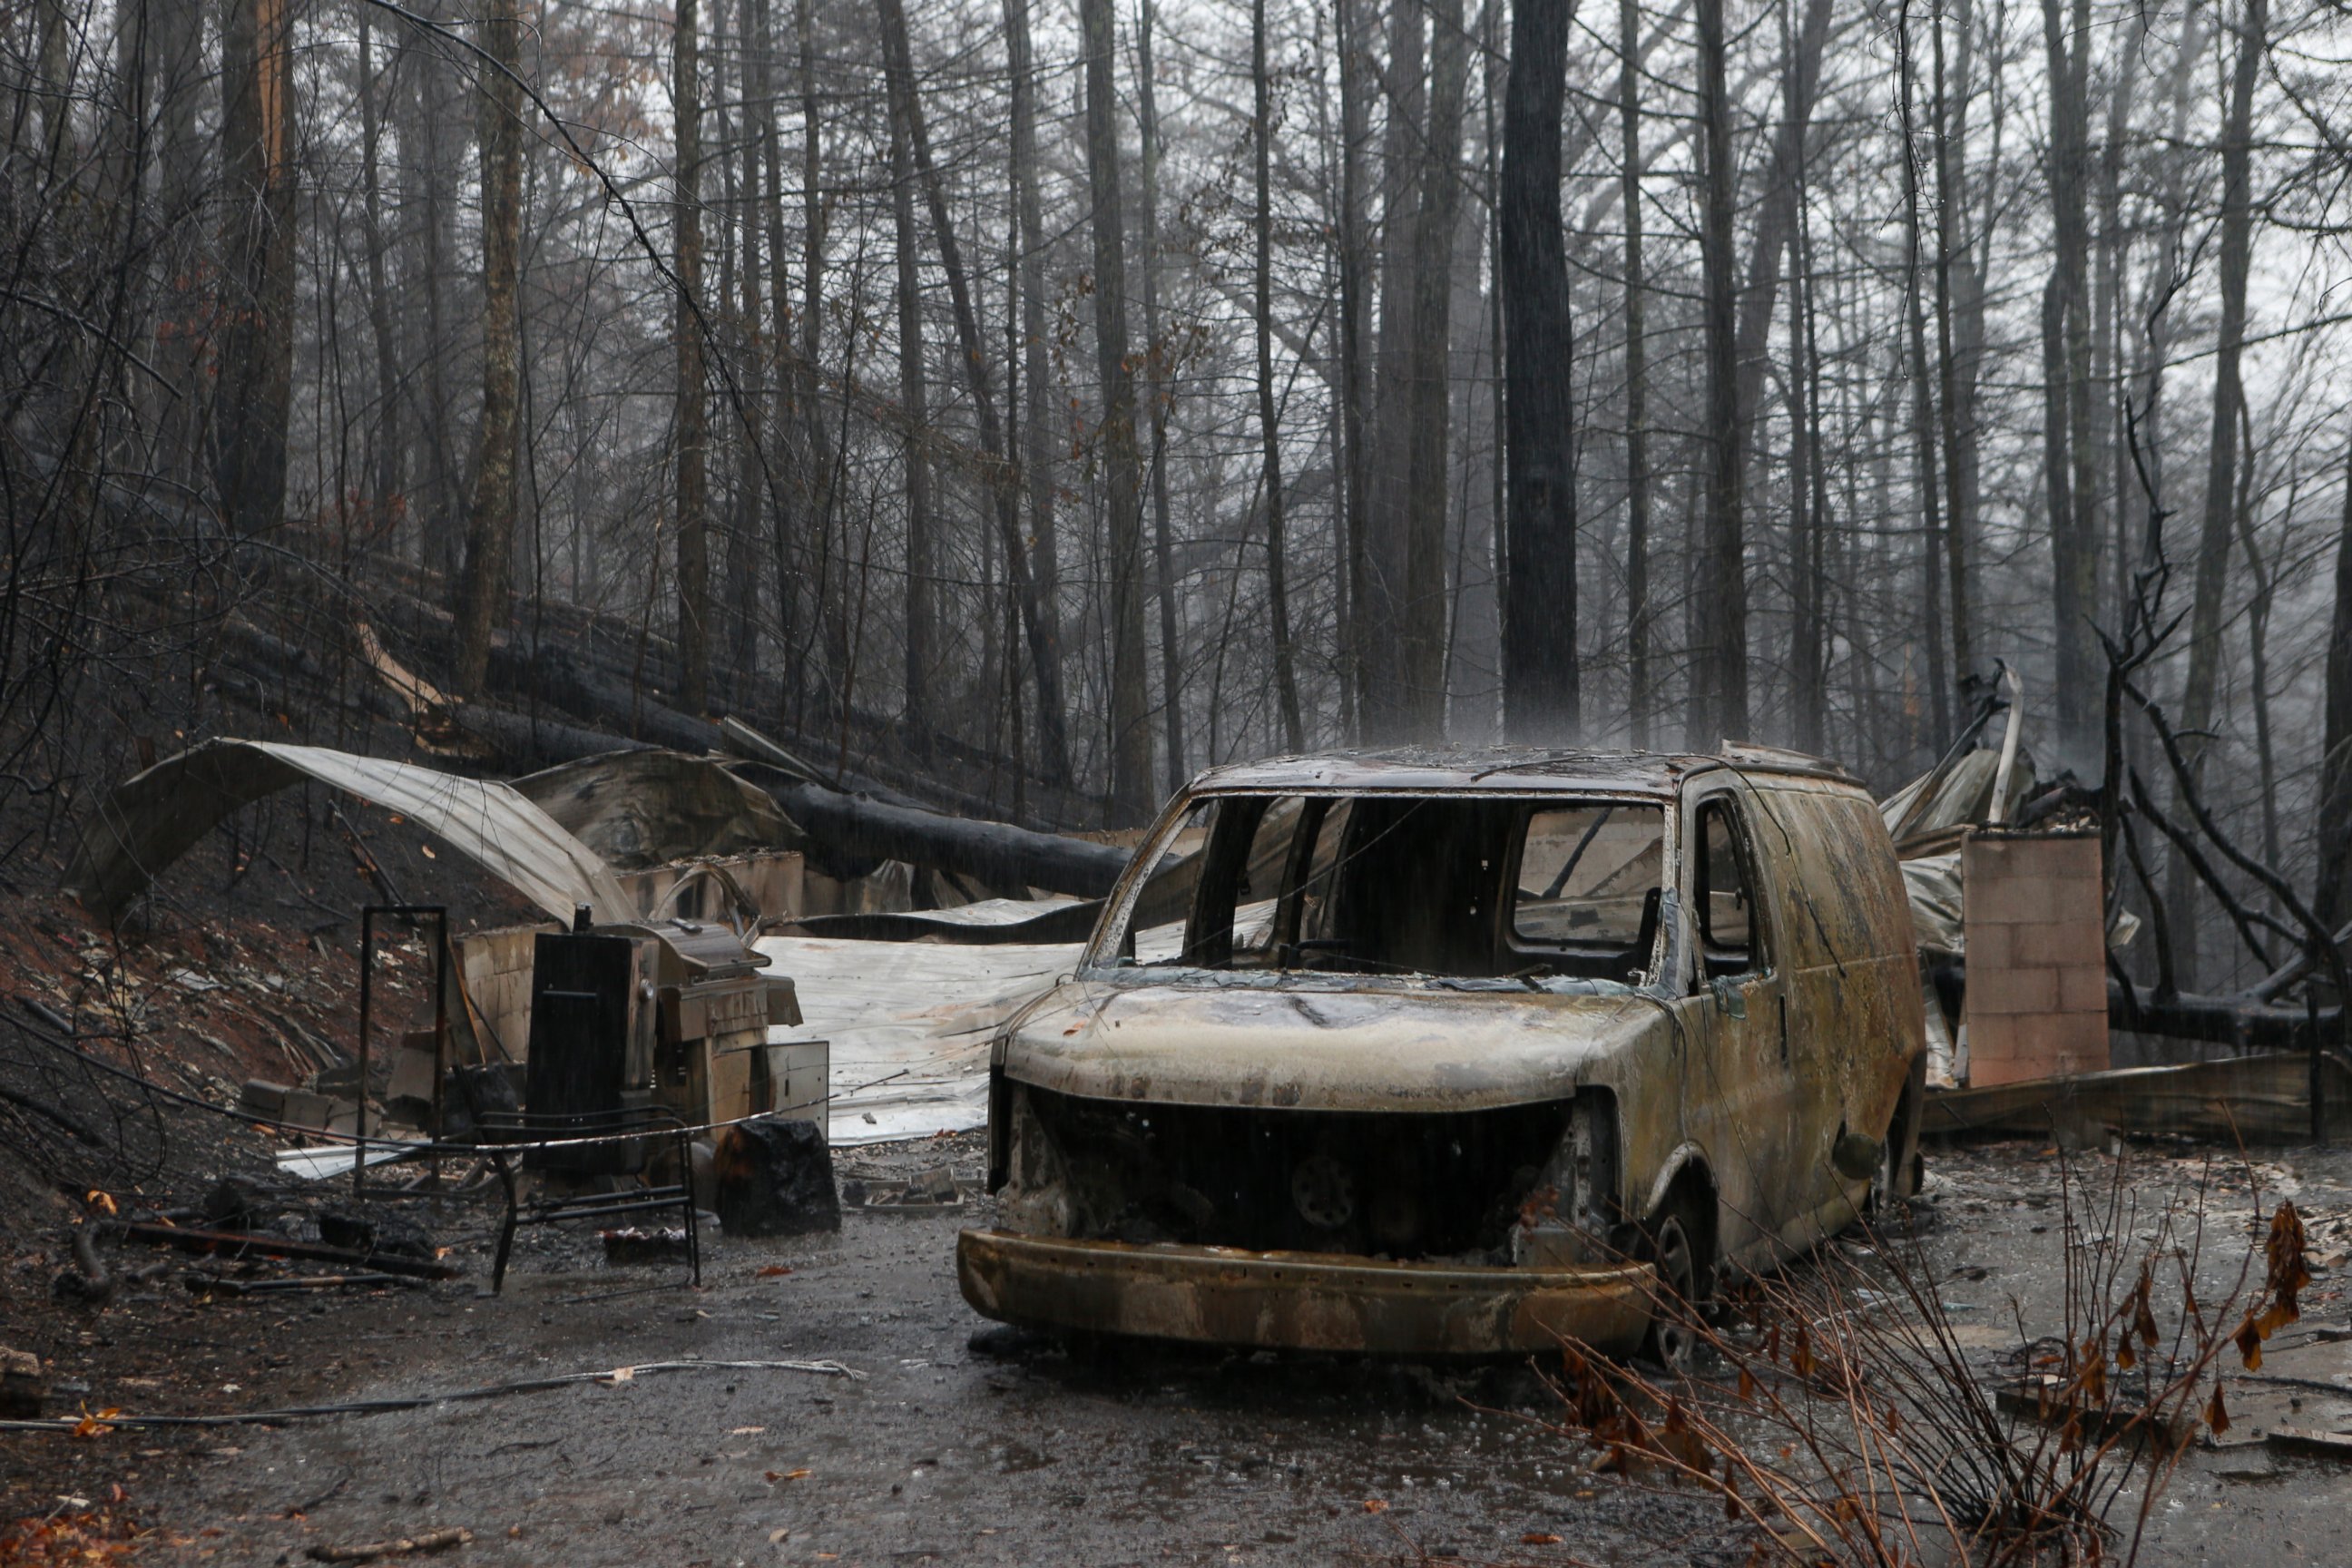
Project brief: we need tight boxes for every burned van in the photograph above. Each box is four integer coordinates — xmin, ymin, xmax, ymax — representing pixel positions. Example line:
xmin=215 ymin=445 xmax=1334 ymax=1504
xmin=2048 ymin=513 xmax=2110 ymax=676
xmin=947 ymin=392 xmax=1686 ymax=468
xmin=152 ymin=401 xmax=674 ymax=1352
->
xmin=956 ymin=747 xmax=1927 ymax=1361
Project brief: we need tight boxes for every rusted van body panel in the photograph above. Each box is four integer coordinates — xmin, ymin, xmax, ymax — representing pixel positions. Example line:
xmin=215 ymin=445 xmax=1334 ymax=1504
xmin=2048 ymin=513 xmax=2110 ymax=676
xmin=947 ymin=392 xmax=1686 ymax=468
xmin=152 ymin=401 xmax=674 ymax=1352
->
xmin=959 ymin=748 xmax=1926 ymax=1356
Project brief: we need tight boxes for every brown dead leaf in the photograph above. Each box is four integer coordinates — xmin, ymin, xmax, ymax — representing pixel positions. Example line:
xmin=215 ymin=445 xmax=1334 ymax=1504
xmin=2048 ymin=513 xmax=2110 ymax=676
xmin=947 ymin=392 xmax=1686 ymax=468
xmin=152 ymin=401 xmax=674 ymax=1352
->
xmin=2205 ymin=1381 xmax=2230 ymax=1436
xmin=2235 ymin=1315 xmax=2263 ymax=1371
xmin=1362 ymin=1499 xmax=1387 ymax=1514
xmin=755 ymin=1265 xmax=792 ymax=1278
xmin=1523 ymin=1533 xmax=1563 ymax=1545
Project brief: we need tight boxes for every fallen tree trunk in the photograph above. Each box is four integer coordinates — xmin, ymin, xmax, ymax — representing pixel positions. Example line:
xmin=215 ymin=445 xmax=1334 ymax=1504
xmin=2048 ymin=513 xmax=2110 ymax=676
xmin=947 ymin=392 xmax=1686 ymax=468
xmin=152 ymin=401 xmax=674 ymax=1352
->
xmin=111 ymin=1220 xmax=463 ymax=1279
xmin=761 ymin=778 xmax=1132 ymax=899
xmin=2106 ymin=975 xmax=2336 ymax=1051
xmin=1928 ymin=956 xmax=2335 ymax=1050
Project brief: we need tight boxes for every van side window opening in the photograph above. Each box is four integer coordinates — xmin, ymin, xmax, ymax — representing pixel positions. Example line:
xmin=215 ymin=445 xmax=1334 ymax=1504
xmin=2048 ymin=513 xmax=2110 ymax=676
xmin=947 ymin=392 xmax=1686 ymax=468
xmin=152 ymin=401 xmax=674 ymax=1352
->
xmin=1513 ymin=805 xmax=1665 ymax=946
xmin=1113 ymin=793 xmax=1662 ymax=982
xmin=1696 ymin=799 xmax=1763 ymax=978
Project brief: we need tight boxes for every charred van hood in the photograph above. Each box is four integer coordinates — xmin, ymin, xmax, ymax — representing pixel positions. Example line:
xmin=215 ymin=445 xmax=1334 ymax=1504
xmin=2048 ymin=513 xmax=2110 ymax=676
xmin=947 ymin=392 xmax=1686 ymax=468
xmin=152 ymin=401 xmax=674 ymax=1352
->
xmin=999 ymin=978 xmax=1662 ymax=1112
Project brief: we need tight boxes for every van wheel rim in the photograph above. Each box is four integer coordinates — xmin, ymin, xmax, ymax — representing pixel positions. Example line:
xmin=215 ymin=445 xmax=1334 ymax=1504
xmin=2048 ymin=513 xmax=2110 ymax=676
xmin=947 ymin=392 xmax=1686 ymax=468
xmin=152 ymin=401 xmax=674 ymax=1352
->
xmin=1653 ymin=1216 xmax=1700 ymax=1370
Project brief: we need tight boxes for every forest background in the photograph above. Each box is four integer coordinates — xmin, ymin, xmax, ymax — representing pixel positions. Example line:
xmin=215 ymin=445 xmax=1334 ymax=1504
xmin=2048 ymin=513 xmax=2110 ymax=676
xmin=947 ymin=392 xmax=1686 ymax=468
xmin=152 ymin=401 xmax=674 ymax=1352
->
xmin=5 ymin=0 xmax=2352 ymax=996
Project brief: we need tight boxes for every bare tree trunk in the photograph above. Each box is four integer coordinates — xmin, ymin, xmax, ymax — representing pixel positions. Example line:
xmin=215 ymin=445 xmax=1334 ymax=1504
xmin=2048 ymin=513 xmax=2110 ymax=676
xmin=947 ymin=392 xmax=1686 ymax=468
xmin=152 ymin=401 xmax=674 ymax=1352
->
xmin=879 ymin=0 xmax=1066 ymax=778
xmin=795 ymin=0 xmax=844 ymax=724
xmin=214 ymin=0 xmax=298 ymax=538
xmin=1617 ymin=0 xmax=1651 ymax=750
xmin=1251 ymin=0 xmax=1306 ymax=751
xmin=751 ymin=0 xmax=799 ymax=710
xmin=1501 ymin=0 xmax=1578 ymax=743
xmin=2317 ymin=438 xmax=2352 ymax=930
xmin=1140 ymin=0 xmax=1192 ymax=781
xmin=877 ymin=0 xmax=933 ymax=757
xmin=2171 ymin=0 xmax=2267 ymax=982
xmin=727 ymin=0 xmax=764 ymax=685
xmin=1687 ymin=0 xmax=1744 ymax=746
xmin=2232 ymin=416 xmax=2279 ymax=876
xmin=1396 ymin=0 xmax=1467 ymax=741
xmin=1359 ymin=0 xmax=1426 ymax=741
xmin=674 ymin=0 xmax=710 ymax=714
xmin=1336 ymin=0 xmax=1373 ymax=739
xmin=399 ymin=9 xmax=462 ymax=579
xmin=1931 ymin=0 xmax=1972 ymax=684
xmin=356 ymin=12 xmax=403 ymax=524
xmin=2042 ymin=0 xmax=2097 ymax=759
xmin=1898 ymin=2 xmax=1951 ymax=747
xmin=152 ymin=0 xmax=204 ymax=490
xmin=1790 ymin=154 xmax=1830 ymax=754
xmin=453 ymin=0 xmax=524 ymax=696
xmin=2180 ymin=0 xmax=2266 ymax=760
xmin=2097 ymin=15 xmax=2143 ymax=643
xmin=1079 ymin=0 xmax=1153 ymax=817
xmin=1004 ymin=0 xmax=1071 ymax=783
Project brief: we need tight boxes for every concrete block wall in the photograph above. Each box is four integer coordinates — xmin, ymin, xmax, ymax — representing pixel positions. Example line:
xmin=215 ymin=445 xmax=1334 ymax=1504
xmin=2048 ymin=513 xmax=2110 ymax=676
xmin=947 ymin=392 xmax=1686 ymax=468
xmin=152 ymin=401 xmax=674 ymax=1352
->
xmin=1962 ymin=830 xmax=2110 ymax=1087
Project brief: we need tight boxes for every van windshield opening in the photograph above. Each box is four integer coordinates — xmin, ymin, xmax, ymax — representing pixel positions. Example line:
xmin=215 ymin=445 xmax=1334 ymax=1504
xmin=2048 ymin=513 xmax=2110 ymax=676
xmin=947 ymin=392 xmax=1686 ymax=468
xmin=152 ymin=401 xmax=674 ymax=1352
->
xmin=1106 ymin=793 xmax=1667 ymax=983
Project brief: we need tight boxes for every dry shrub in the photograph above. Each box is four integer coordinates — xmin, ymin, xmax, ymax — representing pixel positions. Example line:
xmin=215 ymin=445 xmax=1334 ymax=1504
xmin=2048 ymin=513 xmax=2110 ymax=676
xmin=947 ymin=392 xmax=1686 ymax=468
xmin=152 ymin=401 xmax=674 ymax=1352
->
xmin=1529 ymin=1151 xmax=2308 ymax=1566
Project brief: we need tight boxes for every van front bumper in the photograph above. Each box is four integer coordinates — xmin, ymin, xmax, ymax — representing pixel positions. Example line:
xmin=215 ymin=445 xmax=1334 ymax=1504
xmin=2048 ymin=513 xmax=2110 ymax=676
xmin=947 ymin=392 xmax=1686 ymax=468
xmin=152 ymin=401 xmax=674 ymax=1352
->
xmin=956 ymin=1228 xmax=1655 ymax=1357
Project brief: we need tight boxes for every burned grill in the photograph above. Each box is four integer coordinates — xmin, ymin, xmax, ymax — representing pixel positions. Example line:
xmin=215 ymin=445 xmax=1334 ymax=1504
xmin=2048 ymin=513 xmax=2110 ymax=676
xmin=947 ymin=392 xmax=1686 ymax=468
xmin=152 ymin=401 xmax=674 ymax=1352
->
xmin=1022 ymin=1086 xmax=1572 ymax=1262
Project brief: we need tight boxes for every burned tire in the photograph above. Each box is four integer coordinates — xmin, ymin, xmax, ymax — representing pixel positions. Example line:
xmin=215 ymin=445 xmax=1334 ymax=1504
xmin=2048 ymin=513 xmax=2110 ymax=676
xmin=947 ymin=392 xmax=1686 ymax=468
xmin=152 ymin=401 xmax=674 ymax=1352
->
xmin=1642 ymin=1197 xmax=1714 ymax=1374
xmin=1866 ymin=1054 xmax=1928 ymax=1219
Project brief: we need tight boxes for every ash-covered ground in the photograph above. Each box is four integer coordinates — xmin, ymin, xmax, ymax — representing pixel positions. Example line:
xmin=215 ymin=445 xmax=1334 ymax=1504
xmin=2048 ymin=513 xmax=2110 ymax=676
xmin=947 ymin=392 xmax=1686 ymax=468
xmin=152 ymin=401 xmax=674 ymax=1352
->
xmin=7 ymin=1132 xmax=2352 ymax=1567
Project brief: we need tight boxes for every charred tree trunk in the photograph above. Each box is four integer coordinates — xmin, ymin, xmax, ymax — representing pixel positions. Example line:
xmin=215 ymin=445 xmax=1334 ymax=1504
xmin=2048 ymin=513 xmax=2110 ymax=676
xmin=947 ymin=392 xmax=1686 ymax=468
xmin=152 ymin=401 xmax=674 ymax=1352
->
xmin=794 ymin=0 xmax=844 ymax=723
xmin=1398 ymin=0 xmax=1466 ymax=740
xmin=214 ymin=0 xmax=298 ymax=539
xmin=879 ymin=0 xmax=1067 ymax=780
xmin=1617 ymin=0 xmax=1651 ymax=750
xmin=877 ymin=3 xmax=933 ymax=758
xmin=1336 ymin=0 xmax=1373 ymax=739
xmin=1359 ymin=0 xmax=1426 ymax=741
xmin=1004 ymin=0 xmax=1070 ymax=782
xmin=1080 ymin=0 xmax=1154 ymax=818
xmin=356 ymin=12 xmax=402 ymax=522
xmin=1501 ymin=0 xmax=1578 ymax=743
xmin=728 ymin=0 xmax=766 ymax=685
xmin=151 ymin=0 xmax=204 ymax=490
xmin=1899 ymin=3 xmax=1951 ymax=749
xmin=751 ymin=0 xmax=798 ymax=709
xmin=2042 ymin=0 xmax=2098 ymax=759
xmin=1140 ymin=0 xmax=1192 ymax=781
xmin=674 ymin=0 xmax=711 ymax=713
xmin=2163 ymin=0 xmax=2258 ymax=982
xmin=2174 ymin=0 xmax=2268 ymax=963
xmin=1688 ymin=0 xmax=1744 ymax=746
xmin=1931 ymin=0 xmax=1972 ymax=684
xmin=399 ymin=10 xmax=463 ymax=580
xmin=2318 ymin=438 xmax=2352 ymax=930
xmin=1251 ymin=0 xmax=1306 ymax=750
xmin=454 ymin=0 xmax=524 ymax=697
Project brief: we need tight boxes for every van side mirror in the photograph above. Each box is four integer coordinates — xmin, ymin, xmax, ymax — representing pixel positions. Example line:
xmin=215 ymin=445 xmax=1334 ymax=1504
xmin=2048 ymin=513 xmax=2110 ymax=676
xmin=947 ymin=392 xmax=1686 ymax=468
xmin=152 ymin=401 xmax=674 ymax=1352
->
xmin=1710 ymin=974 xmax=1746 ymax=1019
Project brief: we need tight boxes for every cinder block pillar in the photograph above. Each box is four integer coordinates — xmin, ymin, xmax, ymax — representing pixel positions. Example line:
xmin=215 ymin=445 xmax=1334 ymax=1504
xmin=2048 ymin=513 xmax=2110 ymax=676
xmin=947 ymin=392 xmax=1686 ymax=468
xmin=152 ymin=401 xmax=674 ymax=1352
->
xmin=1961 ymin=830 xmax=2109 ymax=1088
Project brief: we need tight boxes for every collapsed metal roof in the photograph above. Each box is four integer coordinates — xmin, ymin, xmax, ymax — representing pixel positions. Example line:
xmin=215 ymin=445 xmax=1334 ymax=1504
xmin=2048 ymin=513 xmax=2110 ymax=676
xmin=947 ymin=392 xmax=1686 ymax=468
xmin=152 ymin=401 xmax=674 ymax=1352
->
xmin=65 ymin=739 xmax=632 ymax=926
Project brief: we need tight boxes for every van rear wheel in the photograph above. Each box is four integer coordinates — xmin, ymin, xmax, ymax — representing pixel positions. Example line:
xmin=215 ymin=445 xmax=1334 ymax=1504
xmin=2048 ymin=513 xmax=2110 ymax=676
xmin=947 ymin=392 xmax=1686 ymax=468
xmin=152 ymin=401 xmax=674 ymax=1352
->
xmin=1642 ymin=1200 xmax=1713 ymax=1373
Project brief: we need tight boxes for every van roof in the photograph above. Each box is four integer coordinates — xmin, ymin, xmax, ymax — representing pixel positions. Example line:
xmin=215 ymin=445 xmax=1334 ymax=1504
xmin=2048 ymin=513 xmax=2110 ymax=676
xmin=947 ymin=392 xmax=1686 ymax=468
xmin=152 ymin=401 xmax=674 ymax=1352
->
xmin=1188 ymin=743 xmax=1858 ymax=796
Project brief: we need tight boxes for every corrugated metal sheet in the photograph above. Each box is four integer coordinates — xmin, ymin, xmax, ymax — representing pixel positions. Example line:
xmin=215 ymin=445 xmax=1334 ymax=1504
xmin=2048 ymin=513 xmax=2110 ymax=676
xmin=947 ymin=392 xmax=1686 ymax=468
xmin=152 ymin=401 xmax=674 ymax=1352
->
xmin=66 ymin=739 xmax=632 ymax=926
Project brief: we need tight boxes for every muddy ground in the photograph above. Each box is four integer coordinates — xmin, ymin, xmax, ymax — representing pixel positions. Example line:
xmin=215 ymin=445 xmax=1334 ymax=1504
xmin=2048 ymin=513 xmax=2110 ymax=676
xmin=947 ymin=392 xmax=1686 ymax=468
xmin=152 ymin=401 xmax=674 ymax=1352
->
xmin=7 ymin=1134 xmax=2352 ymax=1566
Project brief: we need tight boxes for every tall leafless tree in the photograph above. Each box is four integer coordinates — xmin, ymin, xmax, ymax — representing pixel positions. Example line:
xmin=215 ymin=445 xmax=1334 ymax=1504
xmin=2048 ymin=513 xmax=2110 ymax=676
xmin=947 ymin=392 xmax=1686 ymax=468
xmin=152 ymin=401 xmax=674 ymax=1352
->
xmin=1502 ymin=0 xmax=1579 ymax=742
